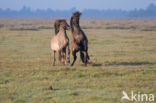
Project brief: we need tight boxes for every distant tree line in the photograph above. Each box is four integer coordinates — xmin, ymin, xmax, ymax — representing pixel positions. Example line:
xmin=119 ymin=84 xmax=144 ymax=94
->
xmin=0 ymin=3 xmax=156 ymax=18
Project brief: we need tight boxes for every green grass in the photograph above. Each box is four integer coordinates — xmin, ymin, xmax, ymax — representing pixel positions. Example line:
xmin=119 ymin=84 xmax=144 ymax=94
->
xmin=0 ymin=18 xmax=156 ymax=103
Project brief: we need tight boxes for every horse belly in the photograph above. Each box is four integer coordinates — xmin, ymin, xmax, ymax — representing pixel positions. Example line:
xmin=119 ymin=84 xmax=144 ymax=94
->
xmin=59 ymin=40 xmax=68 ymax=49
xmin=74 ymin=35 xmax=83 ymax=44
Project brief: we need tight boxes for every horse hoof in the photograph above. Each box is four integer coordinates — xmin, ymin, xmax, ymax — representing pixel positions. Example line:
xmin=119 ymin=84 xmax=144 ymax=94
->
xmin=84 ymin=63 xmax=87 ymax=66
xmin=87 ymin=61 xmax=92 ymax=64
xmin=67 ymin=61 xmax=70 ymax=64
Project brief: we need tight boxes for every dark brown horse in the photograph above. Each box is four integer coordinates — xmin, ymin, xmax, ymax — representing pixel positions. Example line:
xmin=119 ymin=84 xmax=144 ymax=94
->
xmin=70 ymin=11 xmax=90 ymax=66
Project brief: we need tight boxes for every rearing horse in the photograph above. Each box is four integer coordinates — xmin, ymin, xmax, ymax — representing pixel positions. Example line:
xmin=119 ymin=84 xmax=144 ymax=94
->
xmin=70 ymin=11 xmax=90 ymax=66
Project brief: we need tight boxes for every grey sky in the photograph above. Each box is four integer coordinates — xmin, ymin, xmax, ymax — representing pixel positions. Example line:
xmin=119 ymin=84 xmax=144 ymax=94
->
xmin=0 ymin=0 xmax=156 ymax=10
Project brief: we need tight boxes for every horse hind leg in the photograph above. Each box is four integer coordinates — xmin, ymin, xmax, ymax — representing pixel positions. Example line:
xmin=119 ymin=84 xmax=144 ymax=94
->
xmin=60 ymin=50 xmax=65 ymax=65
xmin=81 ymin=51 xmax=90 ymax=64
xmin=82 ymin=51 xmax=87 ymax=66
xmin=80 ymin=51 xmax=84 ymax=63
xmin=87 ymin=52 xmax=90 ymax=60
xmin=71 ymin=50 xmax=78 ymax=66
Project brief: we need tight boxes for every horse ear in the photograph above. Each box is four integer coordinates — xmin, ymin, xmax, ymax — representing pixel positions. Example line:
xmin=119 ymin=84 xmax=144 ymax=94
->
xmin=72 ymin=12 xmax=75 ymax=16
xmin=72 ymin=11 xmax=82 ymax=17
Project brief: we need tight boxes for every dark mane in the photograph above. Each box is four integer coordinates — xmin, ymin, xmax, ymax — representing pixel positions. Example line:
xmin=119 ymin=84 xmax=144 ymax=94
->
xmin=70 ymin=12 xmax=81 ymax=33
xmin=54 ymin=19 xmax=66 ymax=34
xmin=70 ymin=17 xmax=74 ymax=32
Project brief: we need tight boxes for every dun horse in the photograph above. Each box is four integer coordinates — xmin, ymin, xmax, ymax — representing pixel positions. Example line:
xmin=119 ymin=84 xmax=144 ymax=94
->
xmin=51 ymin=20 xmax=70 ymax=65
xmin=70 ymin=11 xmax=90 ymax=66
xmin=54 ymin=20 xmax=70 ymax=64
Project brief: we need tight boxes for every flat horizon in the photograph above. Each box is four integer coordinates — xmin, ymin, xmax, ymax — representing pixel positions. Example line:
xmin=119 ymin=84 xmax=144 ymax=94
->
xmin=0 ymin=0 xmax=156 ymax=11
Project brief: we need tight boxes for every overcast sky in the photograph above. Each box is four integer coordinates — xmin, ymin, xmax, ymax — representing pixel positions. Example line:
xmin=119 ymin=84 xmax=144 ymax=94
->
xmin=0 ymin=0 xmax=156 ymax=11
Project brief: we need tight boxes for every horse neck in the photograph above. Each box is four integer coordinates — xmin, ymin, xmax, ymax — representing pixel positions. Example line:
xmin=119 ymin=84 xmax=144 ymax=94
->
xmin=71 ymin=17 xmax=81 ymax=32
xmin=58 ymin=27 xmax=67 ymax=36
xmin=73 ymin=24 xmax=81 ymax=33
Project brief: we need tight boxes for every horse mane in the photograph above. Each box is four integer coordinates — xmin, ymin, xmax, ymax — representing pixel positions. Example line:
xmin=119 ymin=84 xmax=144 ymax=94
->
xmin=70 ymin=17 xmax=74 ymax=32
xmin=70 ymin=11 xmax=82 ymax=33
xmin=54 ymin=19 xmax=66 ymax=34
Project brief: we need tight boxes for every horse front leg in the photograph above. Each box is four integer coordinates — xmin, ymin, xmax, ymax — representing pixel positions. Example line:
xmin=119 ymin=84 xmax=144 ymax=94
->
xmin=63 ymin=48 xmax=66 ymax=65
xmin=52 ymin=50 xmax=56 ymax=66
xmin=58 ymin=51 xmax=62 ymax=64
xmin=67 ymin=44 xmax=70 ymax=64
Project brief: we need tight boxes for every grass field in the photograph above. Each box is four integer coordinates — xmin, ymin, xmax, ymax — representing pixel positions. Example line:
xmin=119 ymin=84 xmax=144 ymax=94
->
xmin=0 ymin=18 xmax=156 ymax=103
